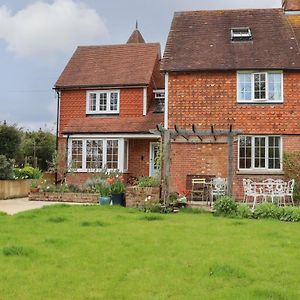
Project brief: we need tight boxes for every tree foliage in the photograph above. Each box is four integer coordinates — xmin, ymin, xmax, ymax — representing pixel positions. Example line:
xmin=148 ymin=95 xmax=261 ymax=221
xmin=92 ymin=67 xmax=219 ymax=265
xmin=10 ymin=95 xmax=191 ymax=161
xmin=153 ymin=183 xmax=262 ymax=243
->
xmin=0 ymin=124 xmax=22 ymax=159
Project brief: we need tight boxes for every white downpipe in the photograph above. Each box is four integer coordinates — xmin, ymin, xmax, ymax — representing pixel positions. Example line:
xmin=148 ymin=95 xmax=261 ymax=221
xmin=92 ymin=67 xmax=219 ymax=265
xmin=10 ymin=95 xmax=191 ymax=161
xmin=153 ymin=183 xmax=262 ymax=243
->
xmin=143 ymin=87 xmax=147 ymax=116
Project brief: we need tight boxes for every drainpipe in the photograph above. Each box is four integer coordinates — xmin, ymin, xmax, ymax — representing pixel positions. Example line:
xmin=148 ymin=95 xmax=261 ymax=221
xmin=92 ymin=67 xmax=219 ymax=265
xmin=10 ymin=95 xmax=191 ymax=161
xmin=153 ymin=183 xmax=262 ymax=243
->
xmin=164 ymin=72 xmax=169 ymax=129
xmin=55 ymin=90 xmax=60 ymax=184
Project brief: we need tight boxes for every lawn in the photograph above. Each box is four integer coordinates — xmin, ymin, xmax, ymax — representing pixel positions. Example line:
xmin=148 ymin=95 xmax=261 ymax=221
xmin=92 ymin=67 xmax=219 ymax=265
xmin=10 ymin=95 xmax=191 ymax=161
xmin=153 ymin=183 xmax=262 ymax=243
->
xmin=0 ymin=205 xmax=299 ymax=300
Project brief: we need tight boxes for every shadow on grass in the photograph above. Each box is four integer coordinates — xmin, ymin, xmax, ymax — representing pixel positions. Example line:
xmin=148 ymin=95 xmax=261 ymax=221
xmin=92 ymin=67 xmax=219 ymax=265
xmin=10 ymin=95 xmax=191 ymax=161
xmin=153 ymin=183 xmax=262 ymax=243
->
xmin=209 ymin=263 xmax=246 ymax=279
xmin=252 ymin=288 xmax=287 ymax=300
xmin=48 ymin=216 xmax=67 ymax=223
xmin=2 ymin=245 xmax=31 ymax=257
xmin=81 ymin=220 xmax=106 ymax=227
xmin=139 ymin=214 xmax=164 ymax=221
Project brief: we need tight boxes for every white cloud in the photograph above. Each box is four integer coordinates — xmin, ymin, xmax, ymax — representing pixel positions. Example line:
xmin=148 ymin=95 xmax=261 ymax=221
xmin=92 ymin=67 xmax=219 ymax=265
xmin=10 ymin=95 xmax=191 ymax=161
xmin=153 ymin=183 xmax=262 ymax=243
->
xmin=0 ymin=0 xmax=108 ymax=59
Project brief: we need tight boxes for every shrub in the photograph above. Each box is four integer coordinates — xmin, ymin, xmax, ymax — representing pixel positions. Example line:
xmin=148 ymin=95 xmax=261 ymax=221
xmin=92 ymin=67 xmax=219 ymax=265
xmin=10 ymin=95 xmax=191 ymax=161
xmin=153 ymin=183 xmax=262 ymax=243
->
xmin=68 ymin=184 xmax=82 ymax=193
xmin=0 ymin=155 xmax=14 ymax=180
xmin=277 ymin=206 xmax=300 ymax=222
xmin=214 ymin=196 xmax=238 ymax=217
xmin=254 ymin=203 xmax=279 ymax=219
xmin=140 ymin=200 xmax=164 ymax=213
xmin=137 ymin=176 xmax=160 ymax=187
xmin=14 ymin=166 xmax=42 ymax=180
xmin=237 ymin=204 xmax=253 ymax=219
xmin=85 ymin=177 xmax=111 ymax=196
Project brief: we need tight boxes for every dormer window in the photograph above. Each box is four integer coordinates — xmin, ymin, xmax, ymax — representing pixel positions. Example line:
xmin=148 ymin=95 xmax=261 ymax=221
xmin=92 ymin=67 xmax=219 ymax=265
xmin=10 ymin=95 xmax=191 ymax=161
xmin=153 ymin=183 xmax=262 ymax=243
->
xmin=154 ymin=90 xmax=165 ymax=113
xmin=231 ymin=27 xmax=252 ymax=41
xmin=86 ymin=90 xmax=120 ymax=114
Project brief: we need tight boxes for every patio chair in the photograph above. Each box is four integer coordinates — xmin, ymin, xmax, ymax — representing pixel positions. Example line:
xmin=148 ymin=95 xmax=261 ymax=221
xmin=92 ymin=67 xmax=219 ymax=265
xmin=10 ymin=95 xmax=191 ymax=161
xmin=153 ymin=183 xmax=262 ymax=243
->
xmin=284 ymin=179 xmax=295 ymax=207
xmin=272 ymin=179 xmax=286 ymax=206
xmin=243 ymin=179 xmax=263 ymax=209
xmin=191 ymin=178 xmax=207 ymax=203
xmin=210 ymin=177 xmax=227 ymax=205
xmin=262 ymin=178 xmax=276 ymax=203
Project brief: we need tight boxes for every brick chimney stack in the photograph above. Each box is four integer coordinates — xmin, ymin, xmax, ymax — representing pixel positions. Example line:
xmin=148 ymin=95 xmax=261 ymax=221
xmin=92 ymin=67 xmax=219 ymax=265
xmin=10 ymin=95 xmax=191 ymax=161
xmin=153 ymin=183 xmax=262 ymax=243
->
xmin=282 ymin=0 xmax=300 ymax=12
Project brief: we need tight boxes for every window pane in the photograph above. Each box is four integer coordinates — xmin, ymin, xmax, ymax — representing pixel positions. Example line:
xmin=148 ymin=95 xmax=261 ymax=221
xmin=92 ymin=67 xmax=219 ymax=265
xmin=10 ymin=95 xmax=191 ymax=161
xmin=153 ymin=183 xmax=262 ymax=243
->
xmin=99 ymin=93 xmax=107 ymax=111
xmin=238 ymin=73 xmax=251 ymax=100
xmin=254 ymin=137 xmax=266 ymax=168
xmin=110 ymin=93 xmax=118 ymax=111
xmin=86 ymin=140 xmax=103 ymax=169
xmin=268 ymin=137 xmax=281 ymax=169
xmin=239 ymin=136 xmax=252 ymax=169
xmin=106 ymin=140 xmax=119 ymax=169
xmin=89 ymin=93 xmax=97 ymax=111
xmin=268 ymin=73 xmax=282 ymax=101
xmin=71 ymin=140 xmax=82 ymax=169
xmin=254 ymin=73 xmax=266 ymax=99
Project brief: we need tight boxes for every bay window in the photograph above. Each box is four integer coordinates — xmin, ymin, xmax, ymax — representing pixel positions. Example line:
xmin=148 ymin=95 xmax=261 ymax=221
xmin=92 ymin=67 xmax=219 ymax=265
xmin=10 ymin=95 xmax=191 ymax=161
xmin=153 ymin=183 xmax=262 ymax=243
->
xmin=68 ymin=138 xmax=128 ymax=172
xmin=87 ymin=90 xmax=120 ymax=114
xmin=238 ymin=136 xmax=282 ymax=171
xmin=237 ymin=71 xmax=283 ymax=103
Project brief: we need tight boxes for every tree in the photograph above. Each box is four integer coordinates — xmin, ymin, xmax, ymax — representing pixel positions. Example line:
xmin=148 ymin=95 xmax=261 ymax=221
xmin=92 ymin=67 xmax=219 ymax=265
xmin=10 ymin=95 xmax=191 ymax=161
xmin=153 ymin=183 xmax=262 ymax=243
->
xmin=21 ymin=130 xmax=56 ymax=171
xmin=0 ymin=124 xmax=22 ymax=159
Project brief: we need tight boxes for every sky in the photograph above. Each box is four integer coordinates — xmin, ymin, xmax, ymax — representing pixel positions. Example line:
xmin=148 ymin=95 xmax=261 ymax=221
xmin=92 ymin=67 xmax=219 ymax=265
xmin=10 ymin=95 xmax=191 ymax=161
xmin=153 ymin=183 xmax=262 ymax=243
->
xmin=0 ymin=0 xmax=281 ymax=132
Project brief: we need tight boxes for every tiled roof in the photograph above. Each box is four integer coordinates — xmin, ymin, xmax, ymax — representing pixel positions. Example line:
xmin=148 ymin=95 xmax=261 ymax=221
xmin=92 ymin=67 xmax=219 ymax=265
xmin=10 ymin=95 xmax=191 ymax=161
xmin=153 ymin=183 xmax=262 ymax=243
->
xmin=62 ymin=113 xmax=164 ymax=134
xmin=55 ymin=43 xmax=161 ymax=88
xmin=162 ymin=9 xmax=300 ymax=71
xmin=127 ymin=29 xmax=145 ymax=43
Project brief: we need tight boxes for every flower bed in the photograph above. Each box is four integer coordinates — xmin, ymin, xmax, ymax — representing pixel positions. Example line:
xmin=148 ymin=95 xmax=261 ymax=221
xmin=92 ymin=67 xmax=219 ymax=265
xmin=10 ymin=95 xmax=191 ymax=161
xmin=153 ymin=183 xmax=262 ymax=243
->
xmin=28 ymin=192 xmax=99 ymax=203
xmin=125 ymin=186 xmax=160 ymax=207
xmin=0 ymin=179 xmax=32 ymax=199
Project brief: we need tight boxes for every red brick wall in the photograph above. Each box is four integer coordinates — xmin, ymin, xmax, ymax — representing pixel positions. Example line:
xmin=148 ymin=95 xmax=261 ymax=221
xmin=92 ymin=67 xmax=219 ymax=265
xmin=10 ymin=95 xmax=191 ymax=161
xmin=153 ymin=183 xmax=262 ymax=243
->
xmin=168 ymin=71 xmax=300 ymax=200
xmin=59 ymin=88 xmax=145 ymax=134
xmin=167 ymin=71 xmax=300 ymax=134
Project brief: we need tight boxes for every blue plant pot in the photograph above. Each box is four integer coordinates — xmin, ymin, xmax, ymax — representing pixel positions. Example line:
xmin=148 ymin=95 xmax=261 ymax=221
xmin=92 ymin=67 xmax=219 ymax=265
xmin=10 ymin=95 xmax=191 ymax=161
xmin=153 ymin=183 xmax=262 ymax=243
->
xmin=99 ymin=196 xmax=110 ymax=205
xmin=111 ymin=193 xmax=125 ymax=206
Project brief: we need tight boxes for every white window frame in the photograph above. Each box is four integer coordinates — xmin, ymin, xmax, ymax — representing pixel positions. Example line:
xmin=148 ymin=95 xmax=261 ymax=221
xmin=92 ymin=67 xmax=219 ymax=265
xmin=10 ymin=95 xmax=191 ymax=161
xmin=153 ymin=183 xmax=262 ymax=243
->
xmin=237 ymin=71 xmax=283 ymax=103
xmin=238 ymin=135 xmax=283 ymax=171
xmin=68 ymin=138 xmax=126 ymax=172
xmin=86 ymin=90 xmax=120 ymax=114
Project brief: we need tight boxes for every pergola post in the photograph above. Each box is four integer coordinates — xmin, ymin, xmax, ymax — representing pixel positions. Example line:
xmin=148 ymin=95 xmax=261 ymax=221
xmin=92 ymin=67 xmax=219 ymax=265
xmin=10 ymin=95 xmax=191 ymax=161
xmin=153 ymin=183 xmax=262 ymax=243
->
xmin=227 ymin=134 xmax=234 ymax=197
xmin=162 ymin=129 xmax=171 ymax=205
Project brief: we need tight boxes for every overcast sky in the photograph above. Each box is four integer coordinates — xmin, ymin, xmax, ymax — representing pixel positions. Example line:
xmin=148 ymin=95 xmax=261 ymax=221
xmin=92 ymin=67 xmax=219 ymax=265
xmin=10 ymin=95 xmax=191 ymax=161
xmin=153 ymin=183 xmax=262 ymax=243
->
xmin=0 ymin=0 xmax=281 ymax=131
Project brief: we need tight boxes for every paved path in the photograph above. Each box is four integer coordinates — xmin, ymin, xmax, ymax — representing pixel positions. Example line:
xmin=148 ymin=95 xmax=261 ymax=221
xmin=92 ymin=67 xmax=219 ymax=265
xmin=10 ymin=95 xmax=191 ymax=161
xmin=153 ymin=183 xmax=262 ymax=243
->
xmin=0 ymin=198 xmax=77 ymax=215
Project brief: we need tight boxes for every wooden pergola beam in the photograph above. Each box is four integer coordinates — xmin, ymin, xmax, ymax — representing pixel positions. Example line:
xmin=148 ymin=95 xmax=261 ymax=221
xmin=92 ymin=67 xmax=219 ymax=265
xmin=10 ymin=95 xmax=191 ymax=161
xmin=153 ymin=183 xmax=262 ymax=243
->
xmin=192 ymin=124 xmax=203 ymax=141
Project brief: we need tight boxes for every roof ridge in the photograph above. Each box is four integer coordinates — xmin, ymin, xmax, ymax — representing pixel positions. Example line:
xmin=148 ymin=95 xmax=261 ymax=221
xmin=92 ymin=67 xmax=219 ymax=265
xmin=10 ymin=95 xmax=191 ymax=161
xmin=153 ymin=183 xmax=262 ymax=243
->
xmin=174 ymin=8 xmax=283 ymax=15
xmin=77 ymin=43 xmax=160 ymax=49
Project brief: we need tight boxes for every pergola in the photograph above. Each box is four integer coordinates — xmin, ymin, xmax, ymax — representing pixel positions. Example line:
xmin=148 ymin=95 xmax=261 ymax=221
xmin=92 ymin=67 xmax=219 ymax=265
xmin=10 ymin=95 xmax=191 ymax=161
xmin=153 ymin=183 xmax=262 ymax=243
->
xmin=154 ymin=124 xmax=242 ymax=204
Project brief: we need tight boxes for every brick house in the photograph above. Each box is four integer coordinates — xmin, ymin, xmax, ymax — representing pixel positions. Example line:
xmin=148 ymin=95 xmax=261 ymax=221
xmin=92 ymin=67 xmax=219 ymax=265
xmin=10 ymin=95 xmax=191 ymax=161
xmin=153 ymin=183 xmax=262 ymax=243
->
xmin=54 ymin=28 xmax=164 ymax=186
xmin=161 ymin=1 xmax=300 ymax=199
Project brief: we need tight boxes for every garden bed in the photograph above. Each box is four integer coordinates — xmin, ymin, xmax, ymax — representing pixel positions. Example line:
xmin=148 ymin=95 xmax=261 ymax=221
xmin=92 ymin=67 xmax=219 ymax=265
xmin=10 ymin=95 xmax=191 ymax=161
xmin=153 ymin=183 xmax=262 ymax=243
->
xmin=28 ymin=192 xmax=99 ymax=203
xmin=0 ymin=179 xmax=31 ymax=199
xmin=125 ymin=186 xmax=160 ymax=207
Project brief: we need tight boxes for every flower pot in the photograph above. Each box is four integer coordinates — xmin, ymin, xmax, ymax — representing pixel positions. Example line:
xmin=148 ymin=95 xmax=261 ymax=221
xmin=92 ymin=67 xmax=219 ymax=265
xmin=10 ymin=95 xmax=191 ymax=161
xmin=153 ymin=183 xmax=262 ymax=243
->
xmin=111 ymin=193 xmax=125 ymax=206
xmin=99 ymin=196 xmax=110 ymax=205
xmin=30 ymin=187 xmax=40 ymax=193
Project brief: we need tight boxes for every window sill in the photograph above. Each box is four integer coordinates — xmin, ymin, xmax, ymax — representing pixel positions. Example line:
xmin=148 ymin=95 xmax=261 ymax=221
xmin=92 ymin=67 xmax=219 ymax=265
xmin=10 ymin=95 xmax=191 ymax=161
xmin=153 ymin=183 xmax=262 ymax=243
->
xmin=236 ymin=170 xmax=284 ymax=175
xmin=237 ymin=101 xmax=283 ymax=105
xmin=86 ymin=113 xmax=119 ymax=117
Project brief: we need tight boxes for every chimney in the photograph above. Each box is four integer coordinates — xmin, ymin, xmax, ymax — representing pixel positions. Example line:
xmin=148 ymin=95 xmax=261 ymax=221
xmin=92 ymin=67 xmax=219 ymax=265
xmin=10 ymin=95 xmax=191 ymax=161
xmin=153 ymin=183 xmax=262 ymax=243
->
xmin=282 ymin=0 xmax=300 ymax=12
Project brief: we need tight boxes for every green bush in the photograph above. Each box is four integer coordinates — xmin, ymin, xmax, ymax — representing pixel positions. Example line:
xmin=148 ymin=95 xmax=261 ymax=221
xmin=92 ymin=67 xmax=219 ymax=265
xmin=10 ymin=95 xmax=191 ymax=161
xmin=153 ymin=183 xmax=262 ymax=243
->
xmin=254 ymin=203 xmax=279 ymax=219
xmin=0 ymin=155 xmax=14 ymax=180
xmin=137 ymin=176 xmax=160 ymax=187
xmin=14 ymin=166 xmax=42 ymax=180
xmin=277 ymin=206 xmax=300 ymax=222
xmin=237 ymin=204 xmax=253 ymax=219
xmin=140 ymin=200 xmax=164 ymax=213
xmin=85 ymin=177 xmax=111 ymax=196
xmin=214 ymin=196 xmax=238 ymax=217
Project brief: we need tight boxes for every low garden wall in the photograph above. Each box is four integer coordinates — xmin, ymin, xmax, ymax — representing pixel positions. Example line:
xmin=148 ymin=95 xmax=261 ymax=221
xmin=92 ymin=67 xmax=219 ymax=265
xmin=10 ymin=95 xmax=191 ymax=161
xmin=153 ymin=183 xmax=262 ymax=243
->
xmin=0 ymin=180 xmax=31 ymax=199
xmin=29 ymin=192 xmax=99 ymax=203
xmin=125 ymin=186 xmax=160 ymax=207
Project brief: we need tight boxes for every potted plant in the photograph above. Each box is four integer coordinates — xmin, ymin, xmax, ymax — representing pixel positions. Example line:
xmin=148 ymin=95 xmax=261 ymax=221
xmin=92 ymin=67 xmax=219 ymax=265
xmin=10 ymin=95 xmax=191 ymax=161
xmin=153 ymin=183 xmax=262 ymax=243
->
xmin=96 ymin=180 xmax=111 ymax=205
xmin=109 ymin=177 xmax=125 ymax=206
xmin=30 ymin=179 xmax=40 ymax=193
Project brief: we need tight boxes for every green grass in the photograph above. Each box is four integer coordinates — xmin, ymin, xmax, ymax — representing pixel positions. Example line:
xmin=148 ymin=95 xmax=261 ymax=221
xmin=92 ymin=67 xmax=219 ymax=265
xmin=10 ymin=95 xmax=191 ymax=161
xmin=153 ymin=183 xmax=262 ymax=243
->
xmin=0 ymin=205 xmax=299 ymax=300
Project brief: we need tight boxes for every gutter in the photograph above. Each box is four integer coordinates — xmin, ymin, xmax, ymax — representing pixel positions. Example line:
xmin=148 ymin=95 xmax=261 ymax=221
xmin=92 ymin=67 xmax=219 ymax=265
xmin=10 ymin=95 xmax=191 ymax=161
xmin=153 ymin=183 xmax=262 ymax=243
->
xmin=55 ymin=90 xmax=60 ymax=184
